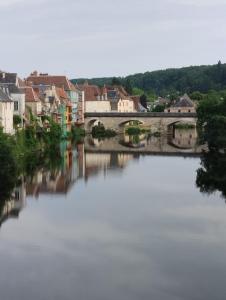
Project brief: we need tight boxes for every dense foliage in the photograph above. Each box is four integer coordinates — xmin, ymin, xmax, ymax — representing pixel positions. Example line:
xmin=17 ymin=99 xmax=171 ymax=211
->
xmin=196 ymin=91 xmax=226 ymax=198
xmin=0 ymin=130 xmax=17 ymax=201
xmin=91 ymin=124 xmax=116 ymax=138
xmin=0 ymin=119 xmax=64 ymax=203
xmin=72 ymin=62 xmax=226 ymax=96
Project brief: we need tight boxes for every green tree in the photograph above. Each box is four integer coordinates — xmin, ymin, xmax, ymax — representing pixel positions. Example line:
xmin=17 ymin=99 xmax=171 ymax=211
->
xmin=13 ymin=115 xmax=22 ymax=128
xmin=152 ymin=104 xmax=165 ymax=112
xmin=190 ymin=91 xmax=204 ymax=101
xmin=0 ymin=129 xmax=17 ymax=201
xmin=140 ymin=94 xmax=148 ymax=109
xmin=112 ymin=77 xmax=121 ymax=86
xmin=124 ymin=79 xmax=133 ymax=95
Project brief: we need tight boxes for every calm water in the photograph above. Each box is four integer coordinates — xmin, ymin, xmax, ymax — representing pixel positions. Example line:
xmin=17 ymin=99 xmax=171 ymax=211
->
xmin=0 ymin=130 xmax=226 ymax=300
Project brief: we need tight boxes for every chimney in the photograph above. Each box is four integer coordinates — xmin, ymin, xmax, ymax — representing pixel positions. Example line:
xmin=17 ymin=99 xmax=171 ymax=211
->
xmin=31 ymin=70 xmax=38 ymax=76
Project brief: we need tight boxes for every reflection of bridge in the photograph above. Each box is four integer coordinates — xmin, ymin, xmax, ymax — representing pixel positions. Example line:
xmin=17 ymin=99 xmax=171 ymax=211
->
xmin=84 ymin=133 xmax=204 ymax=156
xmin=85 ymin=112 xmax=197 ymax=133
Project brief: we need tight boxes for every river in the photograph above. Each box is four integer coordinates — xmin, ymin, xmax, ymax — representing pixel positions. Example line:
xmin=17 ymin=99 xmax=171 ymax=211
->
xmin=0 ymin=129 xmax=225 ymax=300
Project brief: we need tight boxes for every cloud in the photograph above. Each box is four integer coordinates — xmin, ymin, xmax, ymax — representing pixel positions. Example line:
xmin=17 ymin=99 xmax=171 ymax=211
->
xmin=0 ymin=0 xmax=226 ymax=78
xmin=169 ymin=0 xmax=226 ymax=6
xmin=0 ymin=0 xmax=26 ymax=6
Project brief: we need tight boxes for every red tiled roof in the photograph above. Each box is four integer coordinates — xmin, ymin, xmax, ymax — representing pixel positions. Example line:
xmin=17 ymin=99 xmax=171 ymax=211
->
xmin=78 ymin=84 xmax=102 ymax=101
xmin=130 ymin=96 xmax=140 ymax=111
xmin=56 ymin=87 xmax=72 ymax=107
xmin=56 ymin=87 xmax=68 ymax=100
xmin=27 ymin=74 xmax=73 ymax=91
xmin=23 ymin=86 xmax=40 ymax=102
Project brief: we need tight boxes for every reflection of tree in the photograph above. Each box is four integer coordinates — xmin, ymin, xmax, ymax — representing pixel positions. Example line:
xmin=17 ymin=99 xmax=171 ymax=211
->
xmin=0 ymin=140 xmax=17 ymax=203
xmin=196 ymin=98 xmax=226 ymax=199
xmin=196 ymin=150 xmax=226 ymax=198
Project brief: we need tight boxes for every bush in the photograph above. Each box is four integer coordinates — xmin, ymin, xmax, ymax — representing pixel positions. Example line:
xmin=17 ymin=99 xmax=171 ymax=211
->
xmin=126 ymin=127 xmax=141 ymax=135
xmin=174 ymin=123 xmax=196 ymax=129
xmin=92 ymin=124 xmax=116 ymax=138
xmin=13 ymin=115 xmax=22 ymax=127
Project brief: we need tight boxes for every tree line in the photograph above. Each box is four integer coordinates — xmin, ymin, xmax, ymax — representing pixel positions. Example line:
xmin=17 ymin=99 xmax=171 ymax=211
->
xmin=72 ymin=61 xmax=226 ymax=97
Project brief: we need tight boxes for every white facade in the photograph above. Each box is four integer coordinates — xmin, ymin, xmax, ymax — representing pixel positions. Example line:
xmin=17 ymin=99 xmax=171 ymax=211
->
xmin=85 ymin=101 xmax=111 ymax=113
xmin=11 ymin=93 xmax=25 ymax=123
xmin=26 ymin=101 xmax=42 ymax=116
xmin=0 ymin=101 xmax=14 ymax=134
xmin=118 ymin=98 xmax=135 ymax=112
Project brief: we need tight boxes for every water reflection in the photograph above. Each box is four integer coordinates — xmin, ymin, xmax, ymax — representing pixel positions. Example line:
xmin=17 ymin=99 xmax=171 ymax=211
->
xmin=0 ymin=179 xmax=26 ymax=227
xmin=0 ymin=128 xmax=216 ymax=229
xmin=86 ymin=128 xmax=202 ymax=154
xmin=1 ymin=129 xmax=226 ymax=300
xmin=196 ymin=149 xmax=226 ymax=198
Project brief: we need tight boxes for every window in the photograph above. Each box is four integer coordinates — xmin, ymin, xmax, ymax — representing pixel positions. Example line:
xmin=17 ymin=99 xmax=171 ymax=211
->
xmin=178 ymin=109 xmax=181 ymax=113
xmin=14 ymin=101 xmax=19 ymax=111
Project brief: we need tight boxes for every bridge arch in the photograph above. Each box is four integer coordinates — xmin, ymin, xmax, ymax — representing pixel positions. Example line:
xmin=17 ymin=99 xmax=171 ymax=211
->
xmin=166 ymin=119 xmax=197 ymax=137
xmin=118 ymin=119 xmax=144 ymax=128
xmin=166 ymin=119 xmax=196 ymax=128
xmin=87 ymin=119 xmax=105 ymax=132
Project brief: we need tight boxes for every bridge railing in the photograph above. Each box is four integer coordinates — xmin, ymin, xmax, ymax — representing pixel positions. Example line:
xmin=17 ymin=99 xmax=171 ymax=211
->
xmin=85 ymin=112 xmax=197 ymax=118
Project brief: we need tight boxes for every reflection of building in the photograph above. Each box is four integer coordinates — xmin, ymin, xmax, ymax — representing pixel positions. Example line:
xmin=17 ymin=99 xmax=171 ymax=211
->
xmin=169 ymin=128 xmax=198 ymax=149
xmin=84 ymin=151 xmax=134 ymax=180
xmin=0 ymin=180 xmax=26 ymax=227
xmin=26 ymin=141 xmax=82 ymax=197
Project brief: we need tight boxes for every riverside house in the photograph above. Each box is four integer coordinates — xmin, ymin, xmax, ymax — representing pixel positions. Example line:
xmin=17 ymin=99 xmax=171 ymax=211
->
xmin=0 ymin=71 xmax=25 ymax=127
xmin=0 ymin=87 xmax=14 ymax=134
xmin=55 ymin=87 xmax=72 ymax=137
xmin=23 ymin=86 xmax=42 ymax=119
xmin=27 ymin=72 xmax=84 ymax=125
xmin=78 ymin=82 xmax=136 ymax=113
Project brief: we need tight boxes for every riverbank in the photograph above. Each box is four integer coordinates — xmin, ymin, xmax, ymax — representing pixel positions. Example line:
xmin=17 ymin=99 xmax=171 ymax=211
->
xmin=0 ymin=121 xmax=85 ymax=202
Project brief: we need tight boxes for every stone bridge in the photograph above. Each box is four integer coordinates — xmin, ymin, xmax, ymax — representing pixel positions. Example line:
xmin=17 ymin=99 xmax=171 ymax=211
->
xmin=84 ymin=112 xmax=197 ymax=133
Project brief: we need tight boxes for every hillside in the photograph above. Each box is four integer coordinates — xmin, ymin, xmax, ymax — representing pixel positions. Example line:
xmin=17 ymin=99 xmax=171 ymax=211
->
xmin=71 ymin=62 xmax=226 ymax=96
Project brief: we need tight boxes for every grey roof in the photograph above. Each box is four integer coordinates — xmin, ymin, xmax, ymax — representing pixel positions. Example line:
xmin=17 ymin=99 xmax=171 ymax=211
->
xmin=0 ymin=72 xmax=17 ymax=84
xmin=0 ymin=88 xmax=13 ymax=102
xmin=173 ymin=94 xmax=194 ymax=108
xmin=138 ymin=103 xmax=147 ymax=112
xmin=0 ymin=83 xmax=23 ymax=94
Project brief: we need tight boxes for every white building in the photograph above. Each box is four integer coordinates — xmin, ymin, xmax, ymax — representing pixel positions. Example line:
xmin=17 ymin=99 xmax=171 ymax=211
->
xmin=0 ymin=72 xmax=26 ymax=127
xmin=85 ymin=100 xmax=111 ymax=113
xmin=0 ymin=88 xmax=14 ymax=134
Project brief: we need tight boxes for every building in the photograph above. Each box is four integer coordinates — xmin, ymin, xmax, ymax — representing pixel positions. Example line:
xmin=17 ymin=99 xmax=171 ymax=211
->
xmin=23 ymin=86 xmax=42 ymax=117
xmin=0 ymin=71 xmax=25 ymax=127
xmin=107 ymin=86 xmax=135 ymax=112
xmin=165 ymin=94 xmax=196 ymax=113
xmin=0 ymin=88 xmax=14 ymax=134
xmin=27 ymin=72 xmax=84 ymax=125
xmin=79 ymin=82 xmax=136 ymax=113
xmin=56 ymin=87 xmax=72 ymax=136
xmin=130 ymin=96 xmax=147 ymax=112
xmin=32 ymin=84 xmax=61 ymax=116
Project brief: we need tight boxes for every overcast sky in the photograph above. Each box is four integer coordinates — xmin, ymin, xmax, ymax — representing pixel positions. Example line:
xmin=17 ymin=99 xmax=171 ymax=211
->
xmin=0 ymin=0 xmax=226 ymax=79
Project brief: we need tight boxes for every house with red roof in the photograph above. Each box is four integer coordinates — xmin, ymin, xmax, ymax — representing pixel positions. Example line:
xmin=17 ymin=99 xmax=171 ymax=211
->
xmin=22 ymin=86 xmax=42 ymax=118
xmin=27 ymin=71 xmax=84 ymax=125
xmin=78 ymin=82 xmax=136 ymax=113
